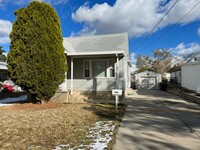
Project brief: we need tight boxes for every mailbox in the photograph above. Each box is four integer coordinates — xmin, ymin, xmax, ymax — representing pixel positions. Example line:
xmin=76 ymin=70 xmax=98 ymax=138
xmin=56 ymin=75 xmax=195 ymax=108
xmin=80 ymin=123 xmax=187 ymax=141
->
xmin=112 ymin=89 xmax=122 ymax=96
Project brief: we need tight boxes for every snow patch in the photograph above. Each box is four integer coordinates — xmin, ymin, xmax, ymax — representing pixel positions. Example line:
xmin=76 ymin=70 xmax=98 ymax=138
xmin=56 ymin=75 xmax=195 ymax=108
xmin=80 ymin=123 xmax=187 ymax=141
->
xmin=54 ymin=121 xmax=116 ymax=150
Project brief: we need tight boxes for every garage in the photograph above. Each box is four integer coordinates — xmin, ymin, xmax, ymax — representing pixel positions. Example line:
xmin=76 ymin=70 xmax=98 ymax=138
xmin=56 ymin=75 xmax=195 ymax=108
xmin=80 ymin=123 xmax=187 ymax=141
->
xmin=135 ymin=71 xmax=162 ymax=90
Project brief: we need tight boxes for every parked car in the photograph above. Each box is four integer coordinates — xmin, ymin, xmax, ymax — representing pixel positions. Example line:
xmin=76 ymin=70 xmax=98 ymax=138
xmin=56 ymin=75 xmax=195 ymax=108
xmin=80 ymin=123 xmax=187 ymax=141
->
xmin=0 ymin=79 xmax=22 ymax=92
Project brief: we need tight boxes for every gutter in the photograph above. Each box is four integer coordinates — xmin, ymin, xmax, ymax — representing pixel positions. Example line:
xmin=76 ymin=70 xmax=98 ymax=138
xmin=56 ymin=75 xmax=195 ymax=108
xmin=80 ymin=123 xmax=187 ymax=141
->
xmin=66 ymin=51 xmax=124 ymax=56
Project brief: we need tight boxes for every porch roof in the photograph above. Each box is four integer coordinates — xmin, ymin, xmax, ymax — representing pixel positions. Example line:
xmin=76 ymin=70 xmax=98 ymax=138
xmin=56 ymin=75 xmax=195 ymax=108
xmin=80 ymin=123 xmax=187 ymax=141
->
xmin=66 ymin=50 xmax=124 ymax=57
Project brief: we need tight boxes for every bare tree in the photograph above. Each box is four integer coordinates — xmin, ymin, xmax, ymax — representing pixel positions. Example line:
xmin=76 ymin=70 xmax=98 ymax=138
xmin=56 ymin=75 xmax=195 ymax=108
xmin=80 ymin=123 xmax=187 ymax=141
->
xmin=136 ymin=55 xmax=152 ymax=72
xmin=151 ymin=48 xmax=172 ymax=75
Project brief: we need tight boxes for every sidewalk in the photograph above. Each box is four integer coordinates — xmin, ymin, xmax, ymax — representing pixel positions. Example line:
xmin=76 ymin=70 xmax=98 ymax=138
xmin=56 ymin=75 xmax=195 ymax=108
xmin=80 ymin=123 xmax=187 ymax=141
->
xmin=113 ymin=90 xmax=200 ymax=150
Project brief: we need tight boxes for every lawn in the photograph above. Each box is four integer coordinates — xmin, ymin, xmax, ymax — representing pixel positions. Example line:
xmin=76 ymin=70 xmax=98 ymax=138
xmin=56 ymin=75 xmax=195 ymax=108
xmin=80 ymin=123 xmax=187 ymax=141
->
xmin=0 ymin=101 xmax=125 ymax=149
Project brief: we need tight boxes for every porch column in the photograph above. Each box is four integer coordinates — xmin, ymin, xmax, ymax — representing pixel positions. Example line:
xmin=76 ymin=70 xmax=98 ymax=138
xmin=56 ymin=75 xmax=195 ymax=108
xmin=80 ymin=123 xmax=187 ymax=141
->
xmin=71 ymin=57 xmax=73 ymax=95
xmin=116 ymin=54 xmax=119 ymax=89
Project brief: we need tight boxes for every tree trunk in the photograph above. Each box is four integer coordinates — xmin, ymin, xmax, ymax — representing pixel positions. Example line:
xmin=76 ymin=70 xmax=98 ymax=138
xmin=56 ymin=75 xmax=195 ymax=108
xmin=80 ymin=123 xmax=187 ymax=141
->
xmin=40 ymin=99 xmax=45 ymax=104
xmin=27 ymin=92 xmax=38 ymax=103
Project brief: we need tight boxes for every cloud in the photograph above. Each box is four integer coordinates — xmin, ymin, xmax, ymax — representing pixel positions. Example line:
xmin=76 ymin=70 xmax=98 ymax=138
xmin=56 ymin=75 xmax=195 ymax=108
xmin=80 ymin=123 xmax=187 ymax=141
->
xmin=198 ymin=28 xmax=200 ymax=37
xmin=72 ymin=0 xmax=200 ymax=37
xmin=130 ymin=64 xmax=137 ymax=73
xmin=70 ymin=26 xmax=96 ymax=37
xmin=169 ymin=42 xmax=200 ymax=60
xmin=130 ymin=52 xmax=136 ymax=64
xmin=0 ymin=19 xmax=12 ymax=44
xmin=130 ymin=52 xmax=137 ymax=73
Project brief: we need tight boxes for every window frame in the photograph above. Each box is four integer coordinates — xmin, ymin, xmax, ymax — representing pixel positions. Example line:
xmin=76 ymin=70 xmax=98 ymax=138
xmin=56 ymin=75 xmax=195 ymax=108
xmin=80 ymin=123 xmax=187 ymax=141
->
xmin=83 ymin=60 xmax=92 ymax=78
xmin=107 ymin=59 xmax=115 ymax=78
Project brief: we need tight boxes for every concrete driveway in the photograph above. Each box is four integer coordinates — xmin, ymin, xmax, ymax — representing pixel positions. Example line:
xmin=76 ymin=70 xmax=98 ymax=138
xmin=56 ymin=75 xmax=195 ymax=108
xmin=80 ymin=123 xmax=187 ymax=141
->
xmin=113 ymin=90 xmax=200 ymax=150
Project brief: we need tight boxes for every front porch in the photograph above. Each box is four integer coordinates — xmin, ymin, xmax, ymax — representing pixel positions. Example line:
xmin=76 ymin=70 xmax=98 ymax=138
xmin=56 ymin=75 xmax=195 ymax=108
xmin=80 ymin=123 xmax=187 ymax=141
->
xmin=66 ymin=52 xmax=126 ymax=94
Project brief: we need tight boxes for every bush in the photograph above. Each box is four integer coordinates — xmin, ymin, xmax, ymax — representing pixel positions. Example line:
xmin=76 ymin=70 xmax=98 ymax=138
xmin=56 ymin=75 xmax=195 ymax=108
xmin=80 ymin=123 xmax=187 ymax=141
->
xmin=160 ymin=82 xmax=168 ymax=91
xmin=162 ymin=76 xmax=168 ymax=83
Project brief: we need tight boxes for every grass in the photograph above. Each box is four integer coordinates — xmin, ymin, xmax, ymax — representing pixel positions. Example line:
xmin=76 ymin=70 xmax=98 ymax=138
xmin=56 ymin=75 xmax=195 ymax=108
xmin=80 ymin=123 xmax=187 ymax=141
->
xmin=0 ymin=101 xmax=126 ymax=149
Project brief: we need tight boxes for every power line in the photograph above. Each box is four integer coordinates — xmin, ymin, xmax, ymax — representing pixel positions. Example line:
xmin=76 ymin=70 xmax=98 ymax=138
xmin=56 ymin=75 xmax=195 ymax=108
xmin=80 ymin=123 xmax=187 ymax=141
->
xmin=133 ymin=0 xmax=179 ymax=52
xmin=138 ymin=0 xmax=200 ymax=54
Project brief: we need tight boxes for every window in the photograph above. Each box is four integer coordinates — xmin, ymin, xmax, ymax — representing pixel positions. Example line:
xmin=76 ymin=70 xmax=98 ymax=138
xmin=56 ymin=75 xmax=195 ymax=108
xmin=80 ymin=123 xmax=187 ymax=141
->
xmin=92 ymin=60 xmax=106 ymax=77
xmin=84 ymin=61 xmax=90 ymax=77
xmin=0 ymin=71 xmax=8 ymax=82
xmin=83 ymin=59 xmax=115 ymax=78
xmin=108 ymin=60 xmax=115 ymax=77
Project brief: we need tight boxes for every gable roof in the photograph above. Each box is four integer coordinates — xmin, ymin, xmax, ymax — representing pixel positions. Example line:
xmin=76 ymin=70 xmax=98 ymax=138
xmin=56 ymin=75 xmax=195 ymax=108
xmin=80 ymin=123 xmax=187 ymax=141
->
xmin=186 ymin=51 xmax=200 ymax=63
xmin=181 ymin=61 xmax=200 ymax=66
xmin=63 ymin=33 xmax=128 ymax=56
xmin=135 ymin=70 xmax=161 ymax=76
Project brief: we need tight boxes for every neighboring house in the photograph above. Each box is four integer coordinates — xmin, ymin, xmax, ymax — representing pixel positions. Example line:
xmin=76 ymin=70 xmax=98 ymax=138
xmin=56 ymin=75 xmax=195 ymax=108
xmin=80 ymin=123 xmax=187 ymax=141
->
xmin=0 ymin=62 xmax=9 ymax=82
xmin=135 ymin=70 xmax=162 ymax=90
xmin=181 ymin=61 xmax=200 ymax=94
xmin=61 ymin=33 xmax=131 ymax=94
xmin=169 ymin=66 xmax=181 ymax=85
xmin=186 ymin=51 xmax=200 ymax=63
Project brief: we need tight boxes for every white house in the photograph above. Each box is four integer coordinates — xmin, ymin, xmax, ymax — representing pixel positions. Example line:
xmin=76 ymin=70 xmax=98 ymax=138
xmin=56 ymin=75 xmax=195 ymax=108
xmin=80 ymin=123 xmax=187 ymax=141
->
xmin=0 ymin=62 xmax=8 ymax=82
xmin=61 ymin=33 xmax=131 ymax=94
xmin=135 ymin=70 xmax=162 ymax=90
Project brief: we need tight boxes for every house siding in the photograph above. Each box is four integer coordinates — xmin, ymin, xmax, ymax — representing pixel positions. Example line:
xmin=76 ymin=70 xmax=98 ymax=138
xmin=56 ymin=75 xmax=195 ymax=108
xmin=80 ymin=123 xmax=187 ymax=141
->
xmin=66 ymin=78 xmax=125 ymax=91
xmin=181 ymin=62 xmax=200 ymax=93
xmin=170 ymin=70 xmax=181 ymax=84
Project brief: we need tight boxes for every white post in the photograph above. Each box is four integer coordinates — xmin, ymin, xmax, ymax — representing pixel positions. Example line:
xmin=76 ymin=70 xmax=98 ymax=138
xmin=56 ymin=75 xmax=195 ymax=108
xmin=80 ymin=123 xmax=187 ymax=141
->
xmin=115 ymin=95 xmax=119 ymax=112
xmin=116 ymin=54 xmax=119 ymax=89
xmin=71 ymin=57 xmax=73 ymax=95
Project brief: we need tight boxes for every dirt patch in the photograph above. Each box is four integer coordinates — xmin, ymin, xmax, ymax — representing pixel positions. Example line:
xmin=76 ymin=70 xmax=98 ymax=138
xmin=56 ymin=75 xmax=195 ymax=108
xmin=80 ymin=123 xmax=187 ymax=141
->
xmin=0 ymin=102 xmax=126 ymax=149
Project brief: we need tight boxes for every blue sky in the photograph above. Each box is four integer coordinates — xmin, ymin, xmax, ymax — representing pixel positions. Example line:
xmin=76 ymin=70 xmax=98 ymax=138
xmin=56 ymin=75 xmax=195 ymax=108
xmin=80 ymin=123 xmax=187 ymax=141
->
xmin=0 ymin=0 xmax=200 ymax=64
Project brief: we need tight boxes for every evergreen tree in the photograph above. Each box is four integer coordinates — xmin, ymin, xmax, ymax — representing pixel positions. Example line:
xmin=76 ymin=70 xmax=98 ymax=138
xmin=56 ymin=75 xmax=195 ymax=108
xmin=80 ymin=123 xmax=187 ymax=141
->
xmin=7 ymin=1 xmax=67 ymax=103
